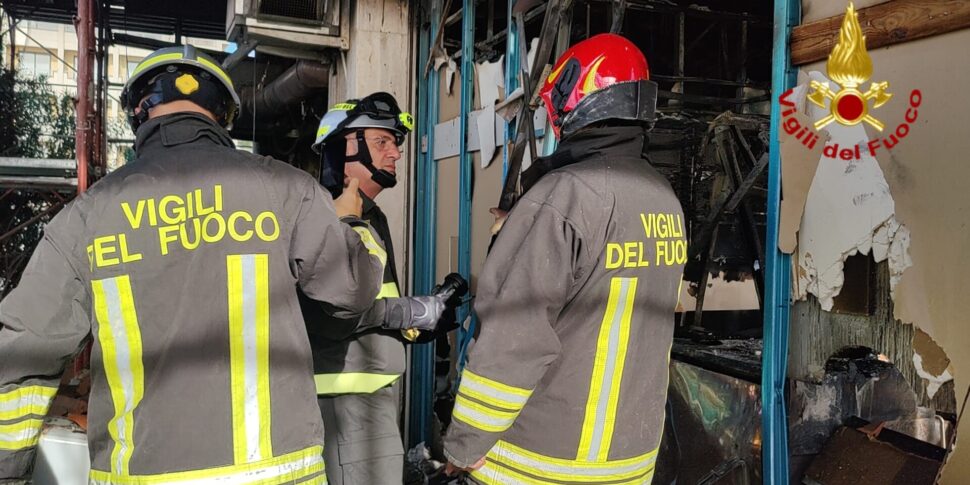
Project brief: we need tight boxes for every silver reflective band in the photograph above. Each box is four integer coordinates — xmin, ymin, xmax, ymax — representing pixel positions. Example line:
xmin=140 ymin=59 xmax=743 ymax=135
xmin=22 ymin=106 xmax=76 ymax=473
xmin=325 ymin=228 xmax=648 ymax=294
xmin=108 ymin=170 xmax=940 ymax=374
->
xmin=461 ymin=373 xmax=529 ymax=407
xmin=102 ymin=277 xmax=139 ymax=473
xmin=453 ymin=400 xmax=516 ymax=430
xmin=492 ymin=443 xmax=656 ymax=477
xmin=241 ymin=255 xmax=263 ymax=461
xmin=586 ymin=277 xmax=634 ymax=461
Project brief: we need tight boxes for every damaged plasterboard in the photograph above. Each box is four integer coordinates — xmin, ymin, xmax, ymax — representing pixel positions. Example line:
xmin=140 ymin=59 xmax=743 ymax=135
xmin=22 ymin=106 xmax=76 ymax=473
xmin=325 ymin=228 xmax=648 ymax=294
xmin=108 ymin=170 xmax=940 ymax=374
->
xmin=477 ymin=105 xmax=498 ymax=168
xmin=427 ymin=108 xmax=547 ymax=161
xmin=793 ymin=70 xmax=912 ymax=311
xmin=778 ymin=82 xmax=829 ymax=254
xmin=913 ymin=328 xmax=953 ymax=399
xmin=476 ymin=57 xmax=505 ymax=168
xmin=430 ymin=40 xmax=458 ymax=94
xmin=430 ymin=111 xmax=505 ymax=160
xmin=476 ymin=57 xmax=505 ymax=108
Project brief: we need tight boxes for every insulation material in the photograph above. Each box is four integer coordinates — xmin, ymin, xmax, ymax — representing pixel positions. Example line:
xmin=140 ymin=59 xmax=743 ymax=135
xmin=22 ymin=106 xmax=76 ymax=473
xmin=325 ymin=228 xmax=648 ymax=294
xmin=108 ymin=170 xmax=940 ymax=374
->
xmin=913 ymin=329 xmax=953 ymax=400
xmin=793 ymin=71 xmax=911 ymax=311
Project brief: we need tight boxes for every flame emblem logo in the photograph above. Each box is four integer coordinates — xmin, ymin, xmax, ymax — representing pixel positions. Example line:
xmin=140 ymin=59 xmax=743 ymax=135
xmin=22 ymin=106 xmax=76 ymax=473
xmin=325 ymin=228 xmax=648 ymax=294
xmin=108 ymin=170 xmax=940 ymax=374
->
xmin=808 ymin=3 xmax=892 ymax=131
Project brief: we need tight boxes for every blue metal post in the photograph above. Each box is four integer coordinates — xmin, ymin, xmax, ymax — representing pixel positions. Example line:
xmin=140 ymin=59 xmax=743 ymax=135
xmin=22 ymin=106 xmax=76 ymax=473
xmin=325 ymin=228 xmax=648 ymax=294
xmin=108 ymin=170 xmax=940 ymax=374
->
xmin=503 ymin=0 xmax=519 ymax=178
xmin=762 ymin=0 xmax=799 ymax=481
xmin=455 ymin=0 xmax=476 ymax=370
xmin=409 ymin=0 xmax=441 ymax=448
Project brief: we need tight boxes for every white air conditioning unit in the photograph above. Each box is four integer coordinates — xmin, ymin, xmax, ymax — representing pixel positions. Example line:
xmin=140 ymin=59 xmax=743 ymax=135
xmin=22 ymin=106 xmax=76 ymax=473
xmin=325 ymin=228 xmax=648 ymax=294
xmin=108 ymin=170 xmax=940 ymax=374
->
xmin=227 ymin=0 xmax=349 ymax=51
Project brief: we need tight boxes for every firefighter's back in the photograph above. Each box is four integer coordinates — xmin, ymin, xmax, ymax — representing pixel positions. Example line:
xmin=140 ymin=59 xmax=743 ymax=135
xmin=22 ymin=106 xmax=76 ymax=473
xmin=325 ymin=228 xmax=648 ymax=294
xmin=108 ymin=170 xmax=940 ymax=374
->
xmin=75 ymin=114 xmax=326 ymax=482
xmin=510 ymin=139 xmax=685 ymax=463
xmin=447 ymin=126 xmax=685 ymax=485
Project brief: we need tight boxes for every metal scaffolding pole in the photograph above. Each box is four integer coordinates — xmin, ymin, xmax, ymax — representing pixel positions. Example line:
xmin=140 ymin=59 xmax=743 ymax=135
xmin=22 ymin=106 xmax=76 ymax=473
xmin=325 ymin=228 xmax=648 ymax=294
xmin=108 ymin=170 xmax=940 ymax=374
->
xmin=75 ymin=0 xmax=95 ymax=194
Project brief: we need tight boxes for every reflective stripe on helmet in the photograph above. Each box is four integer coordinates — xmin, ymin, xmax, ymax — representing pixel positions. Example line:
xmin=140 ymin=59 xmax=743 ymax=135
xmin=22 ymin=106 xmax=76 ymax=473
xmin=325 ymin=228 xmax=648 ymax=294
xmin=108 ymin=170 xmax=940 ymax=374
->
xmin=122 ymin=45 xmax=241 ymax=132
xmin=332 ymin=103 xmax=357 ymax=111
xmin=130 ymin=53 xmax=183 ymax=79
xmin=196 ymin=56 xmax=235 ymax=89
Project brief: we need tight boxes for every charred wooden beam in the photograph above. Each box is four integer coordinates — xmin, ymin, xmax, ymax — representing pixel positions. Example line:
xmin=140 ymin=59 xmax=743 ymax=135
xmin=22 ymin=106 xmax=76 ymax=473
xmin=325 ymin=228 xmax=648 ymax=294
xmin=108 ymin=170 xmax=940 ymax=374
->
xmin=658 ymin=91 xmax=770 ymax=106
xmin=791 ymin=0 xmax=970 ymax=65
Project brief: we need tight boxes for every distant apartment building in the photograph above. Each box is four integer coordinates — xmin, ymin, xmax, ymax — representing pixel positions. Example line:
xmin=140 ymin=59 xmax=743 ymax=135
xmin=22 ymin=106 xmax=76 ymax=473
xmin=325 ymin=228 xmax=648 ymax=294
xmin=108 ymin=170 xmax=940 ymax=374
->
xmin=3 ymin=19 xmax=228 ymax=168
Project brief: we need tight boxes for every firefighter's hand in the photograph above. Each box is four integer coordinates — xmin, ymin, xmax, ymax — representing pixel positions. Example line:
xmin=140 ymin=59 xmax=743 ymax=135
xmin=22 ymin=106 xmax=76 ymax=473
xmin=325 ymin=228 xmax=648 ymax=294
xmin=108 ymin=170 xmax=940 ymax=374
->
xmin=381 ymin=295 xmax=448 ymax=332
xmin=445 ymin=457 xmax=486 ymax=475
xmin=489 ymin=207 xmax=509 ymax=235
xmin=334 ymin=177 xmax=363 ymax=218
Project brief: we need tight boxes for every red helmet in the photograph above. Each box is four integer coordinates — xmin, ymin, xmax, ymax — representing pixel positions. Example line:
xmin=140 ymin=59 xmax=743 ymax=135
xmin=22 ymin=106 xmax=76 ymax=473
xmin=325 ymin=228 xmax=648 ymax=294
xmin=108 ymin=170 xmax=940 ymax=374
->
xmin=540 ymin=33 xmax=657 ymax=139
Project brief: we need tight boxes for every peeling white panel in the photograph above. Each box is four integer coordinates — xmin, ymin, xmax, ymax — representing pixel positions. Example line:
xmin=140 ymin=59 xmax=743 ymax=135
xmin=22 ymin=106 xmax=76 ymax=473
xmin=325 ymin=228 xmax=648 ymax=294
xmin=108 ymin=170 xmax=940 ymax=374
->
xmin=794 ymin=71 xmax=912 ymax=310
xmin=476 ymin=57 xmax=505 ymax=108
xmin=913 ymin=353 xmax=954 ymax=399
xmin=477 ymin=105 xmax=498 ymax=168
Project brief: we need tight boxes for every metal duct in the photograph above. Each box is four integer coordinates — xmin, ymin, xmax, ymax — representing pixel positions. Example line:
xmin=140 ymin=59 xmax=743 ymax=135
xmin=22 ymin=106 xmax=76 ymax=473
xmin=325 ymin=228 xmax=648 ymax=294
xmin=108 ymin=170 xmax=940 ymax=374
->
xmin=240 ymin=60 xmax=331 ymax=122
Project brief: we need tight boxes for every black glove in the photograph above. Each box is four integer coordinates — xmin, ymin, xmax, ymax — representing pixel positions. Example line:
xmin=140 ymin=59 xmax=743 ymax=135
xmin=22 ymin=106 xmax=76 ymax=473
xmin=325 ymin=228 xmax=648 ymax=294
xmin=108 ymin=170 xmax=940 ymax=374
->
xmin=421 ymin=273 xmax=469 ymax=338
xmin=433 ymin=273 xmax=469 ymax=309
xmin=382 ymin=295 xmax=449 ymax=332
xmin=382 ymin=273 xmax=469 ymax=336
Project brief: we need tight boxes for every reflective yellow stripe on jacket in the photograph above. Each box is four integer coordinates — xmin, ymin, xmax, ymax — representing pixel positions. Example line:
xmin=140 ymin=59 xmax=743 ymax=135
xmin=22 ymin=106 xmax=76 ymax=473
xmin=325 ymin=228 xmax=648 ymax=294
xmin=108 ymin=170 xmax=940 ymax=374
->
xmin=578 ymin=276 xmax=638 ymax=462
xmin=472 ymin=440 xmax=657 ymax=485
xmin=350 ymin=226 xmax=386 ymax=268
xmin=227 ymin=254 xmax=274 ymax=464
xmin=0 ymin=384 xmax=57 ymax=421
xmin=452 ymin=370 xmax=533 ymax=434
xmin=314 ymin=281 xmax=402 ymax=395
xmin=89 ymin=445 xmax=326 ymax=485
xmin=0 ymin=418 xmax=45 ymax=450
xmin=314 ymin=373 xmax=401 ymax=395
xmin=377 ymin=282 xmax=400 ymax=299
xmin=0 ymin=384 xmax=55 ymax=450
xmin=92 ymin=275 xmax=146 ymax=476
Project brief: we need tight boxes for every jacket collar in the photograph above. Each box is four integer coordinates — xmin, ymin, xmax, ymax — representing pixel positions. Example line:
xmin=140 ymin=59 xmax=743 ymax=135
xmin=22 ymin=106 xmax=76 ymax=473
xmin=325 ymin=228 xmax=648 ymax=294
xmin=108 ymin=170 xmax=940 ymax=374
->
xmin=521 ymin=125 xmax=648 ymax=193
xmin=361 ymin=191 xmax=384 ymax=220
xmin=134 ymin=112 xmax=235 ymax=156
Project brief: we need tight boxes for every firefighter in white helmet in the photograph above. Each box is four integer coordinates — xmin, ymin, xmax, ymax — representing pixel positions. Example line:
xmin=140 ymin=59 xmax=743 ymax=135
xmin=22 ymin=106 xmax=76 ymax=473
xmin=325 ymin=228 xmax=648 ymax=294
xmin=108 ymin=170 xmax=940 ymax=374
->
xmin=304 ymin=92 xmax=466 ymax=485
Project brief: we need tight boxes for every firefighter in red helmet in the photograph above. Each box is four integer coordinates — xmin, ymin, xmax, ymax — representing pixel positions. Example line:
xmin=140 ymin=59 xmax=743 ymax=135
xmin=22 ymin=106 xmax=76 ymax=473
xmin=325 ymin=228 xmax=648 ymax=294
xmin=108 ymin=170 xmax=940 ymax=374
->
xmin=443 ymin=34 xmax=686 ymax=484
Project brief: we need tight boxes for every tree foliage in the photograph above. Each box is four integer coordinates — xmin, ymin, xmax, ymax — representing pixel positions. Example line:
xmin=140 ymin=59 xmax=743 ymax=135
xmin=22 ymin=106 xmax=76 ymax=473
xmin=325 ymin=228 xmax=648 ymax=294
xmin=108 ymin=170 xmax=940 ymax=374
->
xmin=0 ymin=33 xmax=76 ymax=295
xmin=0 ymin=34 xmax=76 ymax=159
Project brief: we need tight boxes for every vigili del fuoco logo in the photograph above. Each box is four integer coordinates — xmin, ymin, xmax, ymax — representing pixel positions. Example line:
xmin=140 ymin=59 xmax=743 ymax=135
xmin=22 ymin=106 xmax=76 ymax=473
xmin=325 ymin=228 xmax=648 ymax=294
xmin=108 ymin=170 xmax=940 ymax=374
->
xmin=779 ymin=2 xmax=922 ymax=160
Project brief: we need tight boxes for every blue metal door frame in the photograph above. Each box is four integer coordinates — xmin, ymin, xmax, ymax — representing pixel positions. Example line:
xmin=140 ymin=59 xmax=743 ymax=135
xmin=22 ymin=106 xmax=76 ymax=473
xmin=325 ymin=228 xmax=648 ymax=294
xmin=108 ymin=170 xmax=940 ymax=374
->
xmin=408 ymin=0 xmax=442 ymax=448
xmin=454 ymin=0 xmax=477 ymax=381
xmin=762 ymin=0 xmax=800 ymax=482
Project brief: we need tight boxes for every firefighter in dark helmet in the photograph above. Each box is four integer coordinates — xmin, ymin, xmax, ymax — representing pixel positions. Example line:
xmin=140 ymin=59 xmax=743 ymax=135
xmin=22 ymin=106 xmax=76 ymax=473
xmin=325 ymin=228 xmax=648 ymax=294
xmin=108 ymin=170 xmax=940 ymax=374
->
xmin=0 ymin=45 xmax=384 ymax=483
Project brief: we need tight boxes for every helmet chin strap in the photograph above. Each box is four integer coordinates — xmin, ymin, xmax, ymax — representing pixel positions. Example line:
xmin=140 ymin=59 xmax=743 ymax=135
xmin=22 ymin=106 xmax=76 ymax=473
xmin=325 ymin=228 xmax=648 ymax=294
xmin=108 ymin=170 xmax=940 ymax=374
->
xmin=348 ymin=130 xmax=397 ymax=189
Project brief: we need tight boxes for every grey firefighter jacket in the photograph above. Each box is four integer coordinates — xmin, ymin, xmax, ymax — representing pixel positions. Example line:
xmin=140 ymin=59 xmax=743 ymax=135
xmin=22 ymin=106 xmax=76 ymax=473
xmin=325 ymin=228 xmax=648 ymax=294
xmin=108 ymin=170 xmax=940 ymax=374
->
xmin=301 ymin=194 xmax=407 ymax=396
xmin=443 ymin=126 xmax=686 ymax=485
xmin=0 ymin=113 xmax=386 ymax=483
